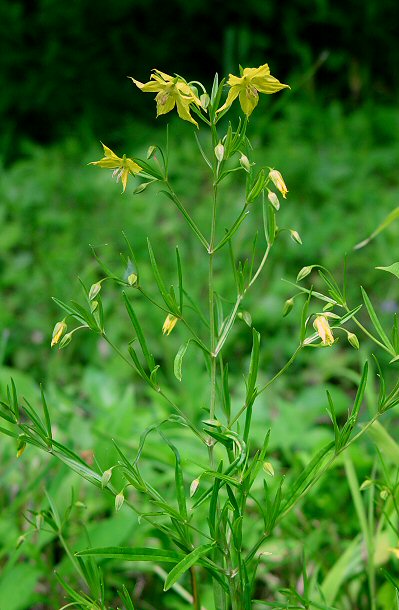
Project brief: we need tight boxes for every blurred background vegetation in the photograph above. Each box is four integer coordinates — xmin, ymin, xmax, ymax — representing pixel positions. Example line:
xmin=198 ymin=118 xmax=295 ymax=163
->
xmin=1 ymin=0 xmax=399 ymax=608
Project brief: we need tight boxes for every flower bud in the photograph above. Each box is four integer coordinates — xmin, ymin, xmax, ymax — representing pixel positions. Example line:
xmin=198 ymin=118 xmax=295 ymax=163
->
xmin=147 ymin=145 xmax=157 ymax=159
xmin=283 ymin=298 xmax=294 ymax=317
xmin=237 ymin=311 xmax=252 ymax=327
xmin=360 ymin=479 xmax=373 ymax=491
xmin=263 ymin=462 xmax=275 ymax=477
xmin=297 ymin=266 xmax=313 ymax=282
xmin=115 ymin=491 xmax=125 ymax=511
xmin=267 ymin=191 xmax=280 ymax=211
xmin=89 ymin=282 xmax=102 ymax=301
xmin=16 ymin=436 xmax=26 ymax=459
xmin=190 ymin=478 xmax=200 ymax=497
xmin=239 ymin=154 xmax=251 ymax=172
xmin=101 ymin=468 xmax=113 ymax=488
xmin=51 ymin=321 xmax=67 ymax=347
xmin=269 ymin=169 xmax=288 ymax=198
xmin=200 ymin=93 xmax=210 ymax=109
xmin=214 ymin=142 xmax=225 ymax=162
xmin=128 ymin=272 xmax=138 ymax=286
xmin=347 ymin=332 xmax=360 ymax=349
xmin=59 ymin=332 xmax=73 ymax=349
xmin=290 ymin=230 xmax=302 ymax=245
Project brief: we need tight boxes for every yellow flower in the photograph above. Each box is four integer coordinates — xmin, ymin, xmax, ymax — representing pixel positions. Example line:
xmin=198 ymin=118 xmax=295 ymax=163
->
xmin=217 ymin=63 xmax=289 ymax=117
xmin=89 ymin=144 xmax=142 ymax=192
xmin=162 ymin=313 xmax=179 ymax=336
xmin=51 ymin=320 xmax=67 ymax=347
xmin=269 ymin=169 xmax=288 ymax=198
xmin=130 ymin=70 xmax=201 ymax=126
xmin=313 ymin=316 xmax=334 ymax=346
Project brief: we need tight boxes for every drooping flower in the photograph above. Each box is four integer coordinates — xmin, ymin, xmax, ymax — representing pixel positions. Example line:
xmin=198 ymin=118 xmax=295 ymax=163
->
xmin=313 ymin=315 xmax=335 ymax=346
xmin=217 ymin=64 xmax=289 ymax=117
xmin=162 ymin=313 xmax=179 ymax=336
xmin=130 ymin=70 xmax=202 ymax=126
xmin=89 ymin=144 xmax=142 ymax=192
xmin=269 ymin=169 xmax=288 ymax=198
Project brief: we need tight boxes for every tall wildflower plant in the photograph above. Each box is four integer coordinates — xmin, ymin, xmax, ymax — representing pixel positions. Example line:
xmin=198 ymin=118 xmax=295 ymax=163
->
xmin=2 ymin=64 xmax=399 ymax=609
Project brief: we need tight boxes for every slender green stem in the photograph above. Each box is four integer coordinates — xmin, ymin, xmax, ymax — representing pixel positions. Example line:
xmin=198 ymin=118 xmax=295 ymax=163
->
xmin=344 ymin=454 xmax=376 ymax=610
xmin=214 ymin=244 xmax=272 ymax=357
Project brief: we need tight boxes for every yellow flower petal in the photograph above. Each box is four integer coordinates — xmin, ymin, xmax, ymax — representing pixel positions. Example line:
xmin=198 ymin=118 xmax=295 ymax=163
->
xmin=155 ymin=89 xmax=176 ymax=116
xmin=216 ymin=85 xmax=240 ymax=113
xmin=269 ymin=169 xmax=288 ymax=198
xmin=175 ymin=96 xmax=198 ymax=126
xmin=239 ymin=86 xmax=259 ymax=116
xmin=313 ymin=316 xmax=334 ymax=346
xmin=162 ymin=314 xmax=179 ymax=336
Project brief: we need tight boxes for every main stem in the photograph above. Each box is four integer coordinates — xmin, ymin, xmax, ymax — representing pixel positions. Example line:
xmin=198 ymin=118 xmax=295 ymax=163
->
xmin=209 ymin=123 xmax=219 ymax=426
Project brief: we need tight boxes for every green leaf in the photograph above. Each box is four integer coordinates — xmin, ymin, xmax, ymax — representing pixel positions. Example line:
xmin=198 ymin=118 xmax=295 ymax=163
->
xmin=174 ymin=340 xmax=191 ymax=382
xmin=360 ymin=286 xmax=394 ymax=352
xmin=76 ymin=546 xmax=183 ymax=563
xmin=123 ymin=293 xmax=155 ymax=370
xmin=354 ymin=206 xmax=399 ymax=249
xmin=376 ymin=262 xmax=399 ymax=279
xmin=164 ymin=543 xmax=214 ymax=591
xmin=147 ymin=239 xmax=177 ymax=311
xmin=246 ymin=328 xmax=260 ymax=404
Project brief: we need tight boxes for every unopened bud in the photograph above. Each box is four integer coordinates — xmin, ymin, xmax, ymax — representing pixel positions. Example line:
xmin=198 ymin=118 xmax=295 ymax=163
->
xmin=263 ymin=462 xmax=275 ymax=477
xmin=267 ymin=191 xmax=280 ymax=211
xmin=128 ymin=272 xmax=138 ymax=286
xmin=347 ymin=332 xmax=360 ymax=350
xmin=283 ymin=298 xmax=294 ymax=317
xmin=237 ymin=311 xmax=252 ymax=327
xmin=297 ymin=266 xmax=313 ymax=282
xmin=214 ymin=142 xmax=225 ymax=162
xmin=51 ymin=320 xmax=67 ymax=347
xmin=290 ymin=230 xmax=302 ymax=245
xmin=134 ymin=181 xmax=154 ymax=194
xmin=115 ymin=491 xmax=125 ymax=511
xmin=59 ymin=332 xmax=72 ymax=349
xmin=16 ymin=436 xmax=26 ymax=459
xmin=147 ymin=145 xmax=157 ymax=159
xmin=360 ymin=479 xmax=373 ymax=491
xmin=200 ymin=93 xmax=210 ymax=109
xmin=89 ymin=282 xmax=102 ymax=301
xmin=239 ymin=154 xmax=251 ymax=172
xmin=101 ymin=468 xmax=113 ymax=488
xmin=190 ymin=478 xmax=200 ymax=497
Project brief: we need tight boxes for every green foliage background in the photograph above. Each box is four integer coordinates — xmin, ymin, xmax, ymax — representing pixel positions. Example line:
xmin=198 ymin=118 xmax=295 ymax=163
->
xmin=1 ymin=1 xmax=399 ymax=608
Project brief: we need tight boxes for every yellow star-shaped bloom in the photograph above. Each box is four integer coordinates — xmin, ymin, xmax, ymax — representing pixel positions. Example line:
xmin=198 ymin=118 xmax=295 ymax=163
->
xmin=130 ymin=70 xmax=201 ymax=126
xmin=217 ymin=64 xmax=289 ymax=117
xmin=89 ymin=144 xmax=142 ymax=192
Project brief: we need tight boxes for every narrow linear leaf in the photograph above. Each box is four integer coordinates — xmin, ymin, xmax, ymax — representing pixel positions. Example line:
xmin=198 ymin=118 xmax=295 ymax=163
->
xmin=164 ymin=543 xmax=214 ymax=591
xmin=174 ymin=340 xmax=191 ymax=382
xmin=361 ymin=286 xmax=394 ymax=351
xmin=76 ymin=546 xmax=183 ymax=563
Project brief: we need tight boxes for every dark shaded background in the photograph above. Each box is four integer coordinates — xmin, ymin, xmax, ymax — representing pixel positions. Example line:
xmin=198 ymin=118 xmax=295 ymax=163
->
xmin=1 ymin=0 xmax=398 ymax=161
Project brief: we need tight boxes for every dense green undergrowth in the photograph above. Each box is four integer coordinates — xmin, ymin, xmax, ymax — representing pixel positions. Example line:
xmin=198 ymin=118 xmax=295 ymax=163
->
xmin=1 ymin=100 xmax=399 ymax=609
